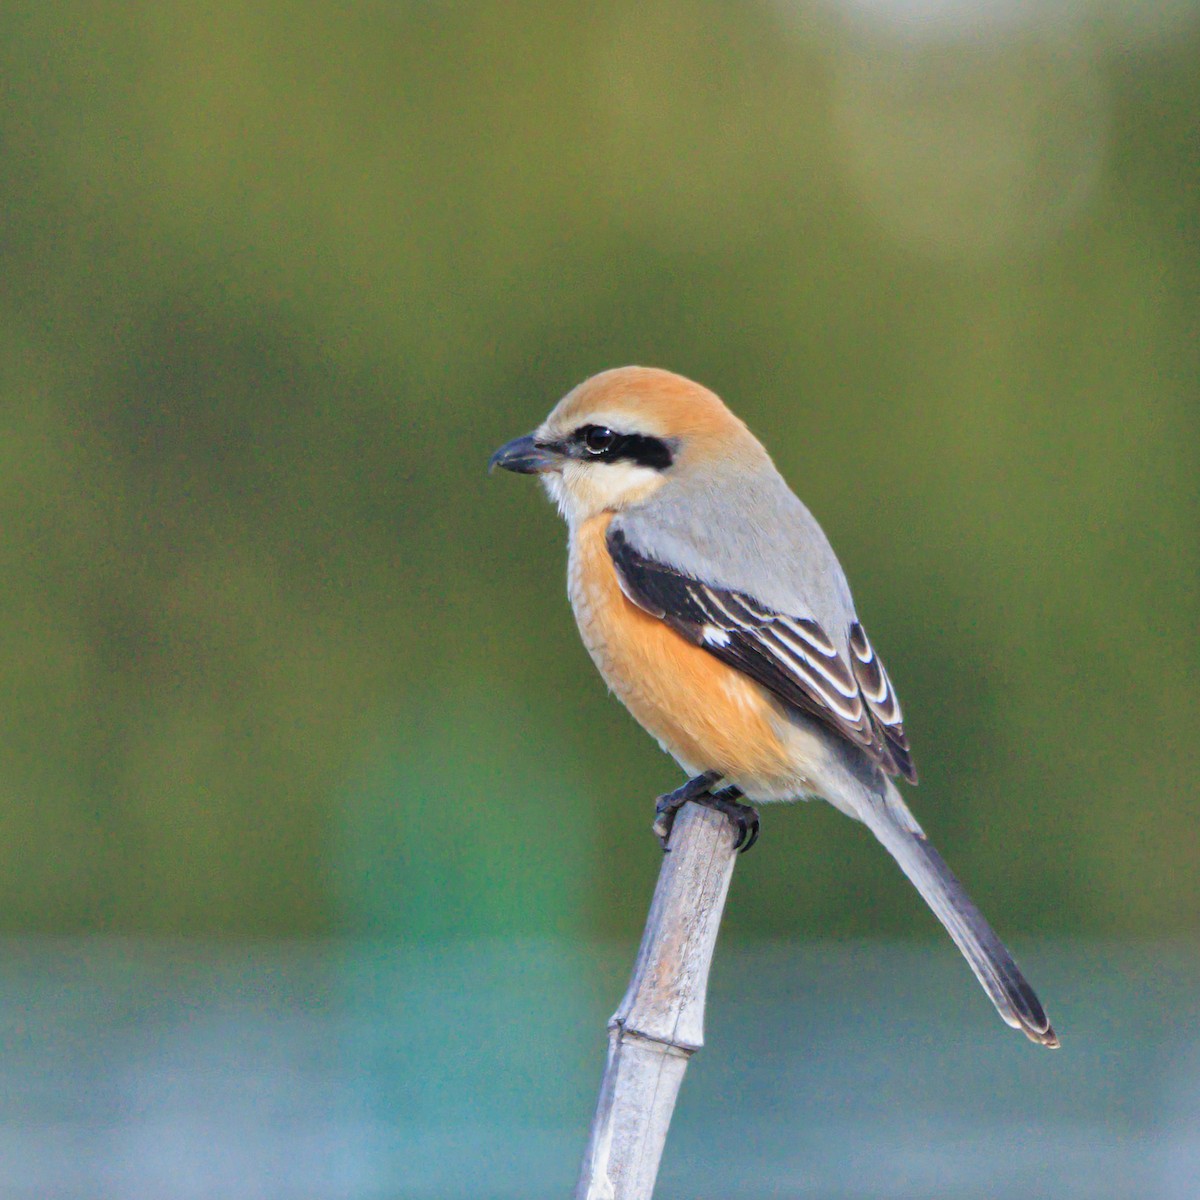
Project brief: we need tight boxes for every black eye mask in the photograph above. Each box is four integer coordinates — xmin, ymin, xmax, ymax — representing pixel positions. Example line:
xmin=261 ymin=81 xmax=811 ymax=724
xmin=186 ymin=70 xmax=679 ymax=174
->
xmin=569 ymin=424 xmax=675 ymax=471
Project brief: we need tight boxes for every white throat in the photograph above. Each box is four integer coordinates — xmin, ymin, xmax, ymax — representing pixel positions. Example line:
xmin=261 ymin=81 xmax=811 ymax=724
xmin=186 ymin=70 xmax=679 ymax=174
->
xmin=541 ymin=460 xmax=667 ymax=525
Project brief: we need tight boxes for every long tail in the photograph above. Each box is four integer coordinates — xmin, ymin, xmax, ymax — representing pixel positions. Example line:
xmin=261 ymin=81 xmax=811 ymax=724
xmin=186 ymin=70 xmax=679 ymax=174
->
xmin=856 ymin=780 xmax=1059 ymax=1048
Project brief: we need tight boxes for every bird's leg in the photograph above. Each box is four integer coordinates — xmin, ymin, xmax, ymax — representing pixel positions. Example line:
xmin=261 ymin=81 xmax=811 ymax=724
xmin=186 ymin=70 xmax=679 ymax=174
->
xmin=653 ymin=774 xmax=761 ymax=853
xmin=653 ymin=771 xmax=721 ymax=848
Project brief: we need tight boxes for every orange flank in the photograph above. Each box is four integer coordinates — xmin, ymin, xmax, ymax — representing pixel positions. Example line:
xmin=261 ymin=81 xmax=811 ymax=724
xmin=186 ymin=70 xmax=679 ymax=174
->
xmin=569 ymin=512 xmax=791 ymax=786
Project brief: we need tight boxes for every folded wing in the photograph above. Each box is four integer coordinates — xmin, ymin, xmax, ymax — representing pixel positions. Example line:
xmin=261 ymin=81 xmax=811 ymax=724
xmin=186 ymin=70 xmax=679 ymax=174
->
xmin=608 ymin=526 xmax=917 ymax=784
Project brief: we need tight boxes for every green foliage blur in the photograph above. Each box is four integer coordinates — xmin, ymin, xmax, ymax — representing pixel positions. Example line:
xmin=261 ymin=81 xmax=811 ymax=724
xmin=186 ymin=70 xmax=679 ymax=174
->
xmin=1 ymin=1 xmax=1195 ymax=941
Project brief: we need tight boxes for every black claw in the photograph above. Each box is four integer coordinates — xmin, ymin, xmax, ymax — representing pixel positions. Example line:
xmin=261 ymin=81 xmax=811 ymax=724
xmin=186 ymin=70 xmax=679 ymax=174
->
xmin=740 ymin=818 xmax=760 ymax=853
xmin=651 ymin=774 xmax=761 ymax=853
xmin=709 ymin=787 xmax=761 ymax=854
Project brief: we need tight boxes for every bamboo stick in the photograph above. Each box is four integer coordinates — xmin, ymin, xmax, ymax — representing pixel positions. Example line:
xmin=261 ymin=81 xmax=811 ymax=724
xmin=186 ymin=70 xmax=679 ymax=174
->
xmin=575 ymin=801 xmax=740 ymax=1200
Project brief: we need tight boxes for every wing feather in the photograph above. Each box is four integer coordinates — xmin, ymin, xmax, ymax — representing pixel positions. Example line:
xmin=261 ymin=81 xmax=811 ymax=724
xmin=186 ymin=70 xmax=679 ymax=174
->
xmin=609 ymin=526 xmax=918 ymax=784
xmin=849 ymin=622 xmax=915 ymax=781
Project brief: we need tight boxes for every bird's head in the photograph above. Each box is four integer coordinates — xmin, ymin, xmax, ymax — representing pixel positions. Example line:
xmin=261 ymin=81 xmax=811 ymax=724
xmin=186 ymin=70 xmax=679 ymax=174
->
xmin=489 ymin=366 xmax=757 ymax=523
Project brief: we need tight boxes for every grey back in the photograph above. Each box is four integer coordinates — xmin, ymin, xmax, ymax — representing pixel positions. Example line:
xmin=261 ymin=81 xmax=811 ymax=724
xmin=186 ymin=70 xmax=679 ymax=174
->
xmin=612 ymin=455 xmax=860 ymax=646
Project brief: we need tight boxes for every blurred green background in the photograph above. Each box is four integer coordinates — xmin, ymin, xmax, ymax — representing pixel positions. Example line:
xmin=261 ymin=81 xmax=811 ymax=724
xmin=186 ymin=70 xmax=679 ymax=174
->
xmin=1 ymin=0 xmax=1196 ymax=948
xmin=5 ymin=4 xmax=1200 ymax=1197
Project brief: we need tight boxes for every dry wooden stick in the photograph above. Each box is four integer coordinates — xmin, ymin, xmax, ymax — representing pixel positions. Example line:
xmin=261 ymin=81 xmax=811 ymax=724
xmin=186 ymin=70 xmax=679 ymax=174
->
xmin=575 ymin=801 xmax=741 ymax=1200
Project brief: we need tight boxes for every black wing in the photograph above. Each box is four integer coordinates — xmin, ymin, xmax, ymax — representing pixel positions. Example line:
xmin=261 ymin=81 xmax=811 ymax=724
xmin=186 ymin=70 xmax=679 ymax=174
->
xmin=608 ymin=527 xmax=917 ymax=784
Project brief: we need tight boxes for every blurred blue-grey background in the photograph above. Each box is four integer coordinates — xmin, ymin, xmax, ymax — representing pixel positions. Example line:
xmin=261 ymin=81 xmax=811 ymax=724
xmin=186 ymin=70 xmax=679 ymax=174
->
xmin=1 ymin=1 xmax=1197 ymax=1196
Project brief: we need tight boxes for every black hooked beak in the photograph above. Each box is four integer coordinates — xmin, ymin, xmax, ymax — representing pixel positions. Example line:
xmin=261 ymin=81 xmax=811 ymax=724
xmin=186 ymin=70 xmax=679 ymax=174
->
xmin=488 ymin=433 xmax=560 ymax=475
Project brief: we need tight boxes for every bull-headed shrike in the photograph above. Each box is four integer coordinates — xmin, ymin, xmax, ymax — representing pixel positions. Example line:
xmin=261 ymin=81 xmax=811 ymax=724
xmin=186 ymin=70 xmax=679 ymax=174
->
xmin=490 ymin=366 xmax=1057 ymax=1047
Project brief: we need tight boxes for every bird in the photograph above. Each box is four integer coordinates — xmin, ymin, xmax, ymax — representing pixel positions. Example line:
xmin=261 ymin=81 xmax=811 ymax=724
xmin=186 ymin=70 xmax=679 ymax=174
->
xmin=489 ymin=365 xmax=1058 ymax=1048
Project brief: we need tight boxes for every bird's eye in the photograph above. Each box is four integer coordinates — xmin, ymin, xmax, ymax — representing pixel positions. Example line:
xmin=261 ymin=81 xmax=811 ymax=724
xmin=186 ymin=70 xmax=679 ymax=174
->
xmin=581 ymin=426 xmax=617 ymax=455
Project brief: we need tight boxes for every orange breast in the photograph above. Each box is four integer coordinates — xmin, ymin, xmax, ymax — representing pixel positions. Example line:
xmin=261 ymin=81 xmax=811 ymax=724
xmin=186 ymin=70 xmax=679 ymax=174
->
xmin=568 ymin=513 xmax=792 ymax=784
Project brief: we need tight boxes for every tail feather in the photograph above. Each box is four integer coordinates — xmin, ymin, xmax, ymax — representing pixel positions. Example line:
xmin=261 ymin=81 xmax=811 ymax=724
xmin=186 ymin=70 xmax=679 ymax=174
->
xmin=858 ymin=781 xmax=1059 ymax=1048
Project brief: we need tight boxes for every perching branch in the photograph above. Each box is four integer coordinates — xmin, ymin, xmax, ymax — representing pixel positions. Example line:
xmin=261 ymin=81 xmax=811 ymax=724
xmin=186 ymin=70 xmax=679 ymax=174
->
xmin=575 ymin=801 xmax=741 ymax=1200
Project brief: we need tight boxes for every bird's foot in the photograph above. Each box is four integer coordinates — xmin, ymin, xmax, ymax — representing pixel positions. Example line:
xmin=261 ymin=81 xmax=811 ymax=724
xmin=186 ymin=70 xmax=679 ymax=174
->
xmin=653 ymin=771 xmax=721 ymax=847
xmin=653 ymin=773 xmax=761 ymax=853
xmin=707 ymin=788 xmax=761 ymax=853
